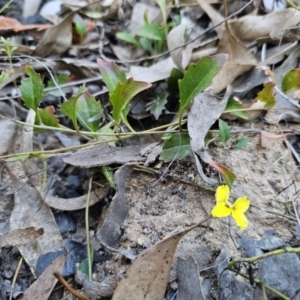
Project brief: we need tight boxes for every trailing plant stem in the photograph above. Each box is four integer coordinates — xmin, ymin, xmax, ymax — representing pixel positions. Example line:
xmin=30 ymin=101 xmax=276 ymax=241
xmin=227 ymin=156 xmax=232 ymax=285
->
xmin=228 ymin=247 xmax=300 ymax=300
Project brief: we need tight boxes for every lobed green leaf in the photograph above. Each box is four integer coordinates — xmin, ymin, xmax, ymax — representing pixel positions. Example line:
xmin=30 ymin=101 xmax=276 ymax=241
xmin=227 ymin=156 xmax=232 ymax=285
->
xmin=20 ymin=66 xmax=44 ymax=111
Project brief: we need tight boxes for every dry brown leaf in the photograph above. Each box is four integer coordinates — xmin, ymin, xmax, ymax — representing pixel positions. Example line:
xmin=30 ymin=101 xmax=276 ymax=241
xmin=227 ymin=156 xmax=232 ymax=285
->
xmin=167 ymin=24 xmax=186 ymax=72
xmin=0 ymin=227 xmax=44 ymax=248
xmin=197 ymin=0 xmax=224 ymax=38
xmin=8 ymin=110 xmax=65 ymax=275
xmin=209 ymin=22 xmax=256 ymax=93
xmin=23 ymin=0 xmax=42 ymax=18
xmin=55 ymin=59 xmax=101 ymax=79
xmin=63 ymin=143 xmax=145 ymax=167
xmin=112 ymin=216 xmax=210 ymax=300
xmin=187 ymin=90 xmax=230 ymax=185
xmin=0 ymin=16 xmax=51 ymax=32
xmin=0 ymin=119 xmax=17 ymax=155
xmin=96 ymin=165 xmax=134 ymax=248
xmin=63 ymin=0 xmax=120 ymax=19
xmin=0 ymin=65 xmax=26 ymax=90
xmin=196 ymin=0 xmax=256 ymax=93
xmin=229 ymin=8 xmax=300 ymax=43
xmin=260 ymin=130 xmax=293 ymax=148
xmin=44 ymin=186 xmax=110 ymax=210
xmin=177 ymin=257 xmax=205 ymax=300
xmin=76 ymin=270 xmax=121 ymax=298
xmin=130 ymin=57 xmax=176 ymax=83
xmin=33 ymin=12 xmax=75 ymax=57
xmin=20 ymin=253 xmax=67 ymax=300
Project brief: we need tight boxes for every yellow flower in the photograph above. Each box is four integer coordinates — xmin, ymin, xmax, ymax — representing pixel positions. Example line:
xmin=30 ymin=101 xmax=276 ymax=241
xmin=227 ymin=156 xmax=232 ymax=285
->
xmin=211 ymin=185 xmax=250 ymax=230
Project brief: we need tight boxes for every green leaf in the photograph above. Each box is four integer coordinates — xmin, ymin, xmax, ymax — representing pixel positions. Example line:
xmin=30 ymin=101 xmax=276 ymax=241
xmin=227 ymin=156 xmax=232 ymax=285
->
xmin=218 ymin=119 xmax=231 ymax=144
xmin=60 ymin=87 xmax=86 ymax=133
xmin=36 ymin=106 xmax=59 ymax=128
xmin=96 ymin=123 xmax=116 ymax=146
xmin=155 ymin=0 xmax=167 ymax=26
xmin=19 ymin=66 xmax=44 ymax=111
xmin=225 ymin=99 xmax=248 ymax=119
xmin=0 ymin=71 xmax=8 ymax=85
xmin=101 ymin=166 xmax=116 ymax=189
xmin=208 ymin=161 xmax=236 ymax=189
xmin=235 ymin=137 xmax=250 ymax=150
xmin=146 ymin=91 xmax=168 ymax=120
xmin=116 ymin=32 xmax=140 ymax=47
xmin=74 ymin=15 xmax=87 ymax=38
xmin=282 ymin=68 xmax=300 ymax=93
xmin=138 ymin=23 xmax=165 ymax=41
xmin=109 ymin=78 xmax=151 ymax=130
xmin=97 ymin=59 xmax=126 ymax=93
xmin=76 ymin=92 xmax=103 ymax=132
xmin=167 ymin=68 xmax=183 ymax=94
xmin=257 ymin=82 xmax=276 ymax=109
xmin=139 ymin=37 xmax=153 ymax=54
xmin=160 ymin=133 xmax=191 ymax=162
xmin=79 ymin=243 xmax=94 ymax=276
xmin=46 ymin=75 xmax=71 ymax=97
xmin=178 ymin=56 xmax=225 ymax=116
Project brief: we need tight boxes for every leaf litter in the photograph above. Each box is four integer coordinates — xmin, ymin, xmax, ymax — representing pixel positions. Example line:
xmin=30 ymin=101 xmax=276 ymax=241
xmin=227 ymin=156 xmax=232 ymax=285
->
xmin=1 ymin=0 xmax=300 ymax=299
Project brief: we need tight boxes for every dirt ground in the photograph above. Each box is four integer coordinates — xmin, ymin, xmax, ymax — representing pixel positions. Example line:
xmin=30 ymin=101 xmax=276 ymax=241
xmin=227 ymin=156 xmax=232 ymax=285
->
xmin=90 ymin=121 xmax=300 ymax=298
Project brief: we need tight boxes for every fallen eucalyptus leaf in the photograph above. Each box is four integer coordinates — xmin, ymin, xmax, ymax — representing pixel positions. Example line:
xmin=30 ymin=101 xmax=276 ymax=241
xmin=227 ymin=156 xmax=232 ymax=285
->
xmin=33 ymin=12 xmax=75 ymax=57
xmin=230 ymin=8 xmax=300 ymax=43
xmin=96 ymin=165 xmax=134 ymax=248
xmin=44 ymin=187 xmax=109 ymax=210
xmin=8 ymin=110 xmax=65 ymax=275
xmin=63 ymin=144 xmax=145 ymax=168
xmin=167 ymin=24 xmax=186 ymax=72
xmin=187 ymin=89 xmax=231 ymax=185
xmin=0 ymin=227 xmax=44 ymax=248
xmin=21 ymin=253 xmax=66 ymax=300
xmin=177 ymin=257 xmax=206 ymax=300
xmin=112 ymin=216 xmax=210 ymax=300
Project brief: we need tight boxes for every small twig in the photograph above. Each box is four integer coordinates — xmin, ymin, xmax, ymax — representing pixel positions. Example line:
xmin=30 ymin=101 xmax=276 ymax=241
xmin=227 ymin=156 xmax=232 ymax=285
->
xmin=86 ymin=176 xmax=93 ymax=280
xmin=133 ymin=164 xmax=215 ymax=193
xmin=54 ymin=272 xmax=89 ymax=300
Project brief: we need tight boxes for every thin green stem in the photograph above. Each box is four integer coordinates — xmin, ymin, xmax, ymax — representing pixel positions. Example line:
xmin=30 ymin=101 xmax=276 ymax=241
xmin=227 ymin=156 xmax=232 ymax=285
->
xmin=285 ymin=0 xmax=300 ymax=10
xmin=228 ymin=247 xmax=300 ymax=267
xmin=0 ymin=0 xmax=13 ymax=14
xmin=266 ymin=210 xmax=297 ymax=222
xmin=228 ymin=264 xmax=289 ymax=300
xmin=14 ymin=120 xmax=179 ymax=136
xmin=178 ymin=109 xmax=183 ymax=132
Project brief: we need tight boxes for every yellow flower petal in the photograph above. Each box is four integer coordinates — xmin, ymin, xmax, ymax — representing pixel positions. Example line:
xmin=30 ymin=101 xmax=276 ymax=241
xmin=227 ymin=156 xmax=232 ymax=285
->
xmin=233 ymin=196 xmax=250 ymax=213
xmin=232 ymin=210 xmax=248 ymax=230
xmin=216 ymin=185 xmax=230 ymax=203
xmin=211 ymin=203 xmax=231 ymax=218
